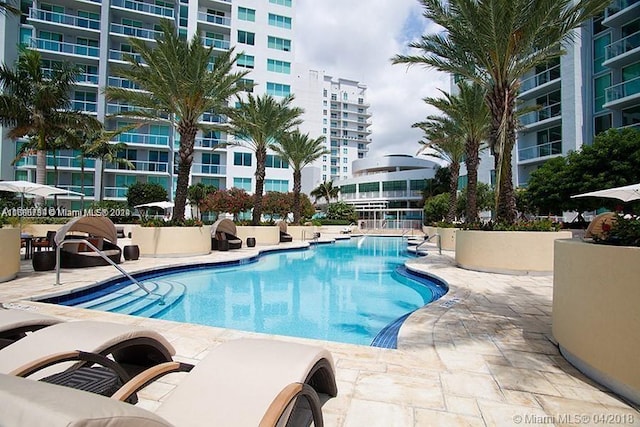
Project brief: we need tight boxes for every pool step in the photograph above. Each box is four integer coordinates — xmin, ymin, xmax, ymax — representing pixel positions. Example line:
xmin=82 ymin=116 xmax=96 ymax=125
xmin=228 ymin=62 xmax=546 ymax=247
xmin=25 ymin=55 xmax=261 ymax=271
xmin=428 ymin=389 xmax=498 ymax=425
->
xmin=75 ymin=280 xmax=186 ymax=318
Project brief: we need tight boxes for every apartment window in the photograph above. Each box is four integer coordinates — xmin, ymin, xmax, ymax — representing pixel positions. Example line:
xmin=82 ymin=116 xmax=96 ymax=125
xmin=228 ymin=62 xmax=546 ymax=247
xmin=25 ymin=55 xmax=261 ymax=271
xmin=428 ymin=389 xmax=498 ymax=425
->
xmin=202 ymin=153 xmax=220 ymax=165
xmin=342 ymin=167 xmax=348 ymax=173
xmin=383 ymin=181 xmax=406 ymax=192
xmin=622 ymin=105 xmax=640 ymax=126
xmin=322 ymin=165 xmax=326 ymax=171
xmin=323 ymin=89 xmax=327 ymax=97
xmin=237 ymin=30 xmax=255 ymax=45
xmin=536 ymin=90 xmax=561 ymax=119
xmin=238 ymin=78 xmax=254 ymax=93
xmin=265 ymin=179 xmax=288 ymax=192
xmin=268 ymin=13 xmax=292 ymax=29
xmin=200 ymin=178 xmax=220 ymax=189
xmin=269 ymin=0 xmax=292 ymax=6
xmin=341 ymin=184 xmax=356 ymax=194
xmin=342 ymin=148 xmax=348 ymax=154
xmin=359 ymin=182 xmax=378 ymax=193
xmin=234 ymin=152 xmax=252 ymax=166
xmin=266 ymin=155 xmax=288 ymax=168
xmin=267 ymin=59 xmax=291 ymax=74
xmin=410 ymin=179 xmax=427 ymax=191
xmin=594 ymin=114 xmax=612 ymax=135
xmin=237 ymin=7 xmax=255 ymax=22
xmin=322 ymin=155 xmax=327 ymax=162
xmin=593 ymin=34 xmax=611 ymax=74
xmin=342 ymin=93 xmax=348 ymax=100
xmin=148 ymin=151 xmax=168 ymax=172
xmin=267 ymin=36 xmax=291 ymax=51
xmin=237 ymin=54 xmax=255 ymax=69
xmin=593 ymin=12 xmax=605 ymax=35
xmin=233 ymin=177 xmax=252 ymax=191
xmin=73 ymin=91 xmax=96 ymax=112
xmin=77 ymin=10 xmax=100 ymax=30
xmin=266 ymin=82 xmax=290 ymax=97
xmin=594 ymin=74 xmax=611 ymax=112
xmin=536 ymin=126 xmax=562 ymax=156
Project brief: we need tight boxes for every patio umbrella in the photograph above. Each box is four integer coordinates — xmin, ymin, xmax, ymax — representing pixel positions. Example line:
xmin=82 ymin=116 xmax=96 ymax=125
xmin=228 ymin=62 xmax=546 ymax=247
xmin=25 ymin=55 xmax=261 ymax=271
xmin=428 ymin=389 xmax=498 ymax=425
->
xmin=571 ymin=183 xmax=640 ymax=203
xmin=0 ymin=180 xmax=84 ymax=208
xmin=134 ymin=201 xmax=174 ymax=209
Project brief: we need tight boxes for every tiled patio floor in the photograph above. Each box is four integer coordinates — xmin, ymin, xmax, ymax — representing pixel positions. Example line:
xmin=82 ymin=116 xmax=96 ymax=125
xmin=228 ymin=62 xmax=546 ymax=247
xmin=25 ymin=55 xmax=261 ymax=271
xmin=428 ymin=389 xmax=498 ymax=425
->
xmin=2 ymin=237 xmax=638 ymax=426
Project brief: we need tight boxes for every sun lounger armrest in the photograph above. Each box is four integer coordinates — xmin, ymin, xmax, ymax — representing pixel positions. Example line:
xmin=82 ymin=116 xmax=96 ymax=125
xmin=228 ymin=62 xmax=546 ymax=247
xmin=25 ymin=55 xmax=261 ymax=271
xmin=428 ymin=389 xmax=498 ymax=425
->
xmin=10 ymin=350 xmax=131 ymax=384
xmin=259 ymin=382 xmax=324 ymax=427
xmin=111 ymin=361 xmax=194 ymax=402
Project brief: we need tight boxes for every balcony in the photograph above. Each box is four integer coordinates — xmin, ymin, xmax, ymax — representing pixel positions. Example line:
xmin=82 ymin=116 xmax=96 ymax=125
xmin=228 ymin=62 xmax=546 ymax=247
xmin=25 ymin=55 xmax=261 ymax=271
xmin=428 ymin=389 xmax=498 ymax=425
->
xmin=518 ymin=140 xmax=562 ymax=163
xmin=604 ymin=30 xmax=640 ymax=68
xmin=110 ymin=23 xmax=161 ymax=41
xmin=603 ymin=0 xmax=640 ymax=27
xmin=108 ymin=76 xmax=141 ymax=90
xmin=115 ymin=132 xmax=169 ymax=146
xmin=203 ymin=36 xmax=230 ymax=51
xmin=192 ymin=163 xmax=226 ymax=175
xmin=106 ymin=102 xmax=169 ymax=119
xmin=109 ymin=49 xmax=143 ymax=63
xmin=519 ymin=64 xmax=561 ymax=99
xmin=604 ymin=75 xmax=640 ymax=109
xmin=106 ymin=160 xmax=168 ymax=172
xmin=197 ymin=12 xmax=231 ymax=27
xmin=201 ymin=112 xmax=225 ymax=123
xmin=46 ymin=155 xmax=96 ymax=169
xmin=30 ymin=38 xmax=99 ymax=58
xmin=103 ymin=186 xmax=128 ymax=198
xmin=71 ymin=100 xmax=98 ymax=113
xmin=194 ymin=138 xmax=223 ymax=148
xmin=56 ymin=185 xmax=95 ymax=197
xmin=29 ymin=8 xmax=100 ymax=31
xmin=43 ymin=67 xmax=98 ymax=85
xmin=519 ymin=102 xmax=561 ymax=130
xmin=111 ymin=0 xmax=174 ymax=18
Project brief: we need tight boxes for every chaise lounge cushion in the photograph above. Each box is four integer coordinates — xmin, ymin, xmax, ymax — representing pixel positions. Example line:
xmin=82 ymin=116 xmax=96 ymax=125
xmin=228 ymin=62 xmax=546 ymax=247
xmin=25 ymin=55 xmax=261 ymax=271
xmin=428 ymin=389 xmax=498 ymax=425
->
xmin=0 ymin=374 xmax=170 ymax=427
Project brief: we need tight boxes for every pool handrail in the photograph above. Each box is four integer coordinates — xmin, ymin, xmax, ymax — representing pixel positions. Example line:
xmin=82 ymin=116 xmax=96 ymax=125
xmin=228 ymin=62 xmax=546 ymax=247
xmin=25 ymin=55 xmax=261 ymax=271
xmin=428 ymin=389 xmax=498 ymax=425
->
xmin=416 ymin=234 xmax=441 ymax=255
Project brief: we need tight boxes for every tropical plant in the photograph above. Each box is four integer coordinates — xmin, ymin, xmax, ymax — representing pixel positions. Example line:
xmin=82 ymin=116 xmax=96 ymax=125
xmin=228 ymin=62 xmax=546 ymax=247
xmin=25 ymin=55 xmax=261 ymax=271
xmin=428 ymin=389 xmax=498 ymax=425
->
xmin=310 ymin=181 xmax=340 ymax=205
xmin=424 ymin=192 xmax=450 ymax=224
xmin=226 ymin=94 xmax=303 ymax=225
xmin=105 ymin=19 xmax=248 ymax=220
xmin=83 ymin=130 xmax=136 ymax=201
xmin=456 ymin=182 xmax=494 ymax=218
xmin=422 ymin=166 xmax=450 ymax=200
xmin=0 ymin=48 xmax=100 ymax=202
xmin=126 ymin=181 xmax=168 ymax=211
xmin=393 ymin=0 xmax=609 ymax=223
xmin=262 ymin=191 xmax=292 ymax=222
xmin=325 ymin=201 xmax=357 ymax=222
xmin=270 ymin=130 xmax=328 ymax=224
xmin=205 ymin=187 xmax=253 ymax=221
xmin=423 ymin=82 xmax=489 ymax=222
xmin=187 ymin=182 xmax=217 ymax=220
xmin=0 ymin=0 xmax=20 ymax=15
xmin=414 ymin=116 xmax=465 ymax=222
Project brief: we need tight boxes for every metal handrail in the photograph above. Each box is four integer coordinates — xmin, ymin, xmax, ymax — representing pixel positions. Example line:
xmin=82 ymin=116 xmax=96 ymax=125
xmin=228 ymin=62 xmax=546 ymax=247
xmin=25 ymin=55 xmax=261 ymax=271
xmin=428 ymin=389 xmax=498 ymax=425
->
xmin=54 ymin=239 xmax=164 ymax=304
xmin=416 ymin=234 xmax=441 ymax=255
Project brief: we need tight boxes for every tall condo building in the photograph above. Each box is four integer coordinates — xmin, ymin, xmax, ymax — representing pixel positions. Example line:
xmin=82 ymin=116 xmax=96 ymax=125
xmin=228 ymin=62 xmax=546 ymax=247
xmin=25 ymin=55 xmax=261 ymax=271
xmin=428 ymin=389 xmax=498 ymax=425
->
xmin=0 ymin=0 xmax=372 ymax=208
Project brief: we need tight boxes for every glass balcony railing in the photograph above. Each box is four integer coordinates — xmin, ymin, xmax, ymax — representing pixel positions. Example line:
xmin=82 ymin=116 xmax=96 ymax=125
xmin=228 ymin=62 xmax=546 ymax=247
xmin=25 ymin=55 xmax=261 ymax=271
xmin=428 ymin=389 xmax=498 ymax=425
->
xmin=42 ymin=67 xmax=99 ymax=84
xmin=110 ymin=23 xmax=162 ymax=40
xmin=203 ymin=37 xmax=230 ymax=50
xmin=193 ymin=163 xmax=226 ymax=174
xmin=45 ymin=155 xmax=96 ymax=168
xmin=108 ymin=76 xmax=141 ymax=90
xmin=605 ymin=0 xmax=640 ymax=18
xmin=518 ymin=140 xmax=562 ymax=161
xmin=519 ymin=102 xmax=561 ymax=126
xmin=115 ymin=133 xmax=169 ymax=146
xmin=30 ymin=38 xmax=99 ymax=57
xmin=520 ymin=64 xmax=561 ymax=93
xmin=197 ymin=12 xmax=231 ymax=26
xmin=109 ymin=49 xmax=143 ymax=63
xmin=56 ymin=185 xmax=95 ymax=197
xmin=194 ymin=138 xmax=222 ymax=148
xmin=606 ymin=30 xmax=640 ymax=60
xmin=605 ymin=75 xmax=640 ymax=103
xmin=106 ymin=102 xmax=169 ymax=119
xmin=71 ymin=100 xmax=98 ymax=113
xmin=111 ymin=0 xmax=174 ymax=18
xmin=30 ymin=8 xmax=100 ymax=30
xmin=103 ymin=186 xmax=128 ymax=198
xmin=201 ymin=112 xmax=225 ymax=123
xmin=107 ymin=160 xmax=168 ymax=172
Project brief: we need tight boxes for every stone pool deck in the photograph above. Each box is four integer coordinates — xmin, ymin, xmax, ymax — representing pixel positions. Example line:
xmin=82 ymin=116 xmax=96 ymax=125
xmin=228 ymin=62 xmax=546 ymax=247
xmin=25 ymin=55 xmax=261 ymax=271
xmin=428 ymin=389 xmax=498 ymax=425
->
xmin=1 ymin=237 xmax=638 ymax=426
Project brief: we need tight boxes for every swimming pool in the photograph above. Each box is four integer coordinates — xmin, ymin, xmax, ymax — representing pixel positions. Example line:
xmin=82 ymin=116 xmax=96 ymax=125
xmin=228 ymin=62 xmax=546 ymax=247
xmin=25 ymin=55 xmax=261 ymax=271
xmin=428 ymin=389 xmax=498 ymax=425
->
xmin=45 ymin=237 xmax=447 ymax=346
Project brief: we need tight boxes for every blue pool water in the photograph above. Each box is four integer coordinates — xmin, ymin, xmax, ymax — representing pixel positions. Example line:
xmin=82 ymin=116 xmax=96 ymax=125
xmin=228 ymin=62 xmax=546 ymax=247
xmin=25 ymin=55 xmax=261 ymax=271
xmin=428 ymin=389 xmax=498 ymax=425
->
xmin=46 ymin=237 xmax=447 ymax=346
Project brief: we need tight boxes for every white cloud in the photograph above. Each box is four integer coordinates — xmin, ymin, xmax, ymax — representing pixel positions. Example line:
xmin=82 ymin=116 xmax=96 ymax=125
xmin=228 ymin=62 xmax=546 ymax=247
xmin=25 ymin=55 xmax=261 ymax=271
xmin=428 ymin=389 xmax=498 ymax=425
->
xmin=295 ymin=0 xmax=449 ymax=158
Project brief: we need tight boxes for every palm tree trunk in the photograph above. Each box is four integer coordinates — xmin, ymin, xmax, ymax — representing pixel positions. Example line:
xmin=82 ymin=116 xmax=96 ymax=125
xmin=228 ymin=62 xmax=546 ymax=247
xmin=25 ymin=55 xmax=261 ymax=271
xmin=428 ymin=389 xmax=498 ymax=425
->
xmin=252 ymin=145 xmax=267 ymax=225
xmin=446 ymin=162 xmax=460 ymax=222
xmin=174 ymin=123 xmax=197 ymax=220
xmin=487 ymin=85 xmax=518 ymax=224
xmin=35 ymin=149 xmax=46 ymax=206
xmin=292 ymin=170 xmax=301 ymax=224
xmin=465 ymin=138 xmax=480 ymax=223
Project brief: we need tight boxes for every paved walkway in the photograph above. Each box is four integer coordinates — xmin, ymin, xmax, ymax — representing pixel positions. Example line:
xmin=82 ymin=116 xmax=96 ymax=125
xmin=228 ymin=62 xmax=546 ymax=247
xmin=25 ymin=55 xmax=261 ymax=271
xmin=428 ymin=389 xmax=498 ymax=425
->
xmin=2 ymin=238 xmax=638 ymax=426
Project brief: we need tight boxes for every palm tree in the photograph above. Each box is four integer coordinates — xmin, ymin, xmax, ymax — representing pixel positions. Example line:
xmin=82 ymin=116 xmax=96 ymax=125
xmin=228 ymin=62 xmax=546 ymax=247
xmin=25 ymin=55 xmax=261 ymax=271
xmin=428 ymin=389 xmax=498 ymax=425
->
xmin=423 ymin=82 xmax=489 ymax=222
xmin=0 ymin=48 xmax=100 ymax=202
xmin=414 ymin=117 xmax=465 ymax=222
xmin=310 ymin=181 xmax=340 ymax=205
xmin=393 ymin=0 xmax=609 ymax=223
xmin=226 ymin=94 xmax=303 ymax=225
xmin=270 ymin=130 xmax=328 ymax=224
xmin=84 ymin=134 xmax=135 ymax=201
xmin=105 ymin=19 xmax=249 ymax=220
xmin=0 ymin=0 xmax=20 ymax=15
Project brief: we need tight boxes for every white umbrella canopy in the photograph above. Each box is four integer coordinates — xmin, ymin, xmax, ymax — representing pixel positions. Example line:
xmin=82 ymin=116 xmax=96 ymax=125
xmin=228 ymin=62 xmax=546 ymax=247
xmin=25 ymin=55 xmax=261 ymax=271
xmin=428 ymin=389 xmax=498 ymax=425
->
xmin=134 ymin=201 xmax=174 ymax=209
xmin=0 ymin=180 xmax=84 ymax=207
xmin=571 ymin=183 xmax=640 ymax=203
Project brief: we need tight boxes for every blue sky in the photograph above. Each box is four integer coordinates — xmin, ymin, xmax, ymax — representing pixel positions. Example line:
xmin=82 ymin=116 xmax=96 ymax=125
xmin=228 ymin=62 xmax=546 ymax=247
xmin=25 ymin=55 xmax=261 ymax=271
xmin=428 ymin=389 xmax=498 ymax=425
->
xmin=295 ymin=0 xmax=448 ymax=158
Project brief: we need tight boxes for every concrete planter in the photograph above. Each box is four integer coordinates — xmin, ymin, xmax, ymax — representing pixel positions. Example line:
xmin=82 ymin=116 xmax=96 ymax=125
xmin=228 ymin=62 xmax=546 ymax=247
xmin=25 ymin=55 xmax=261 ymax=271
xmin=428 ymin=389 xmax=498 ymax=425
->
xmin=436 ymin=227 xmax=458 ymax=251
xmin=236 ymin=226 xmax=280 ymax=245
xmin=553 ymin=240 xmax=640 ymax=406
xmin=0 ymin=228 xmax=20 ymax=282
xmin=132 ymin=226 xmax=211 ymax=257
xmin=423 ymin=226 xmax=437 ymax=237
xmin=455 ymin=230 xmax=572 ymax=274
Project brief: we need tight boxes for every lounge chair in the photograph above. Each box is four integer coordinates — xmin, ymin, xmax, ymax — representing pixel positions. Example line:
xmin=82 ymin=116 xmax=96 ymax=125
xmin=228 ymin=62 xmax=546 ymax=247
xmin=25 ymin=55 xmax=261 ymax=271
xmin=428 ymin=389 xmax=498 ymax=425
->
xmin=0 ymin=338 xmax=338 ymax=427
xmin=277 ymin=220 xmax=293 ymax=243
xmin=0 ymin=320 xmax=175 ymax=380
xmin=55 ymin=216 xmax=123 ymax=268
xmin=0 ymin=307 xmax=61 ymax=349
xmin=211 ymin=218 xmax=242 ymax=250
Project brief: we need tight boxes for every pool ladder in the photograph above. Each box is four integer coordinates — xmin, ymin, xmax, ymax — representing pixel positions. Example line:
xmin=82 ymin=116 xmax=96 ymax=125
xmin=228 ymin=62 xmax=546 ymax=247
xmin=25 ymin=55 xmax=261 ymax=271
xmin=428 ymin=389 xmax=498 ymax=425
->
xmin=415 ymin=234 xmax=442 ymax=255
xmin=54 ymin=239 xmax=165 ymax=305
